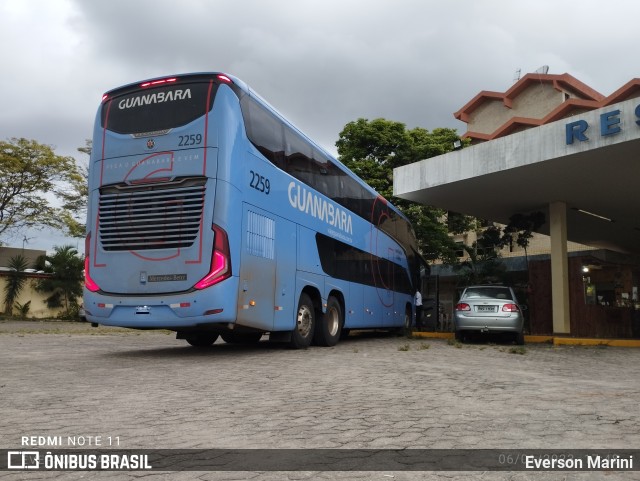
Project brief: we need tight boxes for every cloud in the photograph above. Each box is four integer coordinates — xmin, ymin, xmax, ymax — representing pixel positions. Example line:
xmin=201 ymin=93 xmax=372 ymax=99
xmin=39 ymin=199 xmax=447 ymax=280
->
xmin=3 ymin=0 xmax=640 ymax=250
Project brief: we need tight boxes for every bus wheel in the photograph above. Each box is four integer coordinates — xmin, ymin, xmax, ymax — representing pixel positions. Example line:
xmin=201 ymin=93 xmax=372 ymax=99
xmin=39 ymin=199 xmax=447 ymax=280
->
xmin=315 ymin=296 xmax=342 ymax=347
xmin=290 ymin=293 xmax=315 ymax=349
xmin=221 ymin=332 xmax=263 ymax=344
xmin=403 ymin=307 xmax=413 ymax=335
xmin=186 ymin=333 xmax=219 ymax=347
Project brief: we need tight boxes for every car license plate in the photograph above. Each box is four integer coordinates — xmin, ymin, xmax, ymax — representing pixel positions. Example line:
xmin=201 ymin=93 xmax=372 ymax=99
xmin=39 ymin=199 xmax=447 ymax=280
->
xmin=477 ymin=305 xmax=496 ymax=312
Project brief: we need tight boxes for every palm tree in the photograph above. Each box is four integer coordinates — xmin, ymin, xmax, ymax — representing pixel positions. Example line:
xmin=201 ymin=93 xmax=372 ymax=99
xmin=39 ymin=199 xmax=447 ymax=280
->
xmin=3 ymin=255 xmax=29 ymax=315
xmin=36 ymin=245 xmax=84 ymax=315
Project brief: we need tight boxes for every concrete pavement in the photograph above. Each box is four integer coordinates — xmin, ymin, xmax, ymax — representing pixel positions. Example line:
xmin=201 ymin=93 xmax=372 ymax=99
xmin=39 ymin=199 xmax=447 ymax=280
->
xmin=0 ymin=321 xmax=638 ymax=480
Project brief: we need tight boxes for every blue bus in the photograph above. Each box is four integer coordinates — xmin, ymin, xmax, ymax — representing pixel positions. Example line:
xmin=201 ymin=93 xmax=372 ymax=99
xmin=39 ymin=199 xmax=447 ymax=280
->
xmin=84 ymin=72 xmax=427 ymax=348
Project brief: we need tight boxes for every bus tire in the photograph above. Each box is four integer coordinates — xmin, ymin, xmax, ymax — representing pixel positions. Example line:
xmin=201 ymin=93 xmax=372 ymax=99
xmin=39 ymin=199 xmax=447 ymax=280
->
xmin=186 ymin=333 xmax=219 ymax=347
xmin=403 ymin=307 xmax=413 ymax=335
xmin=290 ymin=293 xmax=315 ymax=349
xmin=315 ymin=295 xmax=343 ymax=347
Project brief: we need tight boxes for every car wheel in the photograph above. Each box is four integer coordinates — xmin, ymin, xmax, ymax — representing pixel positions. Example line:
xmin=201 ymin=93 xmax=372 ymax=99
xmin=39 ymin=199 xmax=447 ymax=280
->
xmin=514 ymin=331 xmax=525 ymax=345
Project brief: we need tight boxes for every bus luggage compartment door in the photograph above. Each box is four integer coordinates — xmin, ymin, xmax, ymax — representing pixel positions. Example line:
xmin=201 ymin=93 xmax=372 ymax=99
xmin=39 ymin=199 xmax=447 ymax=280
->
xmin=237 ymin=206 xmax=276 ymax=330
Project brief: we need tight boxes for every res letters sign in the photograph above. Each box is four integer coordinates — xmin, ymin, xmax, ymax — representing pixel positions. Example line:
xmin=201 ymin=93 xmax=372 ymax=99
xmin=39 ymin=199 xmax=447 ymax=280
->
xmin=565 ymin=104 xmax=640 ymax=144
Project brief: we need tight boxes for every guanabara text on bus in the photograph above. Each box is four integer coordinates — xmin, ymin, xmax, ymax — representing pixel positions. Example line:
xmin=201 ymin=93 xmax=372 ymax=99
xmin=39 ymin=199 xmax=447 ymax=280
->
xmin=84 ymin=72 xmax=428 ymax=348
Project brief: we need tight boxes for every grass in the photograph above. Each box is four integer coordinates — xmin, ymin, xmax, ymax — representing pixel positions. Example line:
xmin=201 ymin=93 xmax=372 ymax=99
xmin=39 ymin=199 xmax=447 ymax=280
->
xmin=508 ymin=346 xmax=527 ymax=355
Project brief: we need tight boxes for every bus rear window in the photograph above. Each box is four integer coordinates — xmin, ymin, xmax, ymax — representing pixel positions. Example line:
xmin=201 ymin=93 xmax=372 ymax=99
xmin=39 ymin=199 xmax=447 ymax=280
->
xmin=102 ymin=82 xmax=218 ymax=134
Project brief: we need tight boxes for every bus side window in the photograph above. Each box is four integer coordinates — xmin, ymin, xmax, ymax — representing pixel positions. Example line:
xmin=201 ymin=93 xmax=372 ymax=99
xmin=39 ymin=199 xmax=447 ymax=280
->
xmin=241 ymin=96 xmax=284 ymax=167
xmin=284 ymin=127 xmax=314 ymax=184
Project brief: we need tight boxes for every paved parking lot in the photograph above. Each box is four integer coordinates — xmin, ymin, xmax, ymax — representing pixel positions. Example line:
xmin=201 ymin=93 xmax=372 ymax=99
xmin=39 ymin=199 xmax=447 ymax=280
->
xmin=0 ymin=320 xmax=639 ymax=480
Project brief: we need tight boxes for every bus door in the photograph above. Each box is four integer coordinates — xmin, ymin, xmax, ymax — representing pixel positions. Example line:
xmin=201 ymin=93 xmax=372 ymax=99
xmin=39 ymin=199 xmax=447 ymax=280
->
xmin=273 ymin=217 xmax=297 ymax=332
xmin=238 ymin=205 xmax=276 ymax=330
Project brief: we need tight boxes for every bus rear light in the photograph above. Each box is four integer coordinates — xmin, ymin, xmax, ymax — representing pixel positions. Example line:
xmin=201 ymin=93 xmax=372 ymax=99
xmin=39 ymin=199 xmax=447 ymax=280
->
xmin=204 ymin=308 xmax=224 ymax=315
xmin=217 ymin=75 xmax=232 ymax=83
xmin=170 ymin=302 xmax=192 ymax=308
xmin=140 ymin=78 xmax=177 ymax=88
xmin=194 ymin=224 xmax=231 ymax=290
xmin=84 ymin=234 xmax=101 ymax=292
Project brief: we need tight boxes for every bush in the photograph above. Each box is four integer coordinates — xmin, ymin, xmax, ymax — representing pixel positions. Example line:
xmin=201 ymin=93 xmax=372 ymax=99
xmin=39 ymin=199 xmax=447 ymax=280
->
xmin=13 ymin=300 xmax=31 ymax=320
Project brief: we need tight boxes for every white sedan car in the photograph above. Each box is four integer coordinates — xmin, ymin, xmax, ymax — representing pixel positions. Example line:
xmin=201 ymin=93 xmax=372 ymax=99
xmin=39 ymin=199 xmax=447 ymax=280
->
xmin=453 ymin=285 xmax=524 ymax=344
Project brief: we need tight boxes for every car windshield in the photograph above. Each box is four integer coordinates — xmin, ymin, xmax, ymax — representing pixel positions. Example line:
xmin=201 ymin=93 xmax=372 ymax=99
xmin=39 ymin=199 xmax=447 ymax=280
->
xmin=463 ymin=287 xmax=513 ymax=300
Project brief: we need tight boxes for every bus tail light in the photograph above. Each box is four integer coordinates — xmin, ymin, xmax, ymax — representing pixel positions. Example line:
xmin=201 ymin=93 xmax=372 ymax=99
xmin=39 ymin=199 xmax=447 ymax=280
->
xmin=84 ymin=233 xmax=101 ymax=292
xmin=194 ymin=224 xmax=231 ymax=290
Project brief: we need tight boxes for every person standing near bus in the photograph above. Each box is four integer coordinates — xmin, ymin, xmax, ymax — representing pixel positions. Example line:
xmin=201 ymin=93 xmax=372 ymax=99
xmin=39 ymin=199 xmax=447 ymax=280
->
xmin=414 ymin=289 xmax=423 ymax=330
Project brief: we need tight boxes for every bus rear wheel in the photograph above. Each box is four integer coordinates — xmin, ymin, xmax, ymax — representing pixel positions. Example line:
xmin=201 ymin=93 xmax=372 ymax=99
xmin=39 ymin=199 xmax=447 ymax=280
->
xmin=290 ymin=293 xmax=315 ymax=349
xmin=185 ymin=333 xmax=219 ymax=347
xmin=315 ymin=296 xmax=343 ymax=347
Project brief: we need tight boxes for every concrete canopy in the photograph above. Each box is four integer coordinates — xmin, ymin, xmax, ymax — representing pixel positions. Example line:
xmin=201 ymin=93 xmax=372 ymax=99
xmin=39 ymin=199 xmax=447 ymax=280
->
xmin=393 ymin=97 xmax=640 ymax=256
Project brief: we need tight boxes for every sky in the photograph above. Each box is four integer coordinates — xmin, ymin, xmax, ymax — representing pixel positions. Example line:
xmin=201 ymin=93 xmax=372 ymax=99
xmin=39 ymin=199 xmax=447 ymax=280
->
xmin=1 ymin=0 xmax=639 ymax=253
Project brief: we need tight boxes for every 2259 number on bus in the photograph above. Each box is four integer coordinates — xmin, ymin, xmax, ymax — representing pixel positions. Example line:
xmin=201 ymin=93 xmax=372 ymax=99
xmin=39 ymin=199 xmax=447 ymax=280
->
xmin=249 ymin=170 xmax=270 ymax=195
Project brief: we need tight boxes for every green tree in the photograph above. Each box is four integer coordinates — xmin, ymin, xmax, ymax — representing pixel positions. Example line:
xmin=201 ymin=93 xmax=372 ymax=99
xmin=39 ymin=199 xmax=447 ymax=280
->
xmin=36 ymin=245 xmax=84 ymax=315
xmin=453 ymin=226 xmax=507 ymax=286
xmin=3 ymin=255 xmax=29 ymax=315
xmin=501 ymin=212 xmax=546 ymax=269
xmin=336 ymin=118 xmax=469 ymax=263
xmin=0 ymin=137 xmax=85 ymax=242
xmin=60 ymin=140 xmax=91 ymax=238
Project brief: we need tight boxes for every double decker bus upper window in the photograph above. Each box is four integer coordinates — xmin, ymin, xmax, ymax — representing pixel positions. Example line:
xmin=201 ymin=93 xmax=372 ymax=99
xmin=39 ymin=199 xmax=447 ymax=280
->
xmin=102 ymin=82 xmax=218 ymax=134
xmin=241 ymin=96 xmax=284 ymax=166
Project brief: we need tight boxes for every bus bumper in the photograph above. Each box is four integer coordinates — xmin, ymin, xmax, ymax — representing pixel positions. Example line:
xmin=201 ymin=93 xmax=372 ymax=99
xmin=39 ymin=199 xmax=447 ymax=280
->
xmin=83 ymin=279 xmax=239 ymax=330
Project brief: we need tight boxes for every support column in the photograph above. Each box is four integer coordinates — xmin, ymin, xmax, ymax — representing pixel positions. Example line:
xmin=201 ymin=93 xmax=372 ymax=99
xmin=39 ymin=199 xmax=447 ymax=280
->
xmin=549 ymin=201 xmax=571 ymax=334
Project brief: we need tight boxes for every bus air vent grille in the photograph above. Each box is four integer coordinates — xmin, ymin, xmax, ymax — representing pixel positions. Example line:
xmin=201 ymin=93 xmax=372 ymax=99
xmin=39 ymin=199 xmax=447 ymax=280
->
xmin=98 ymin=178 xmax=205 ymax=251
